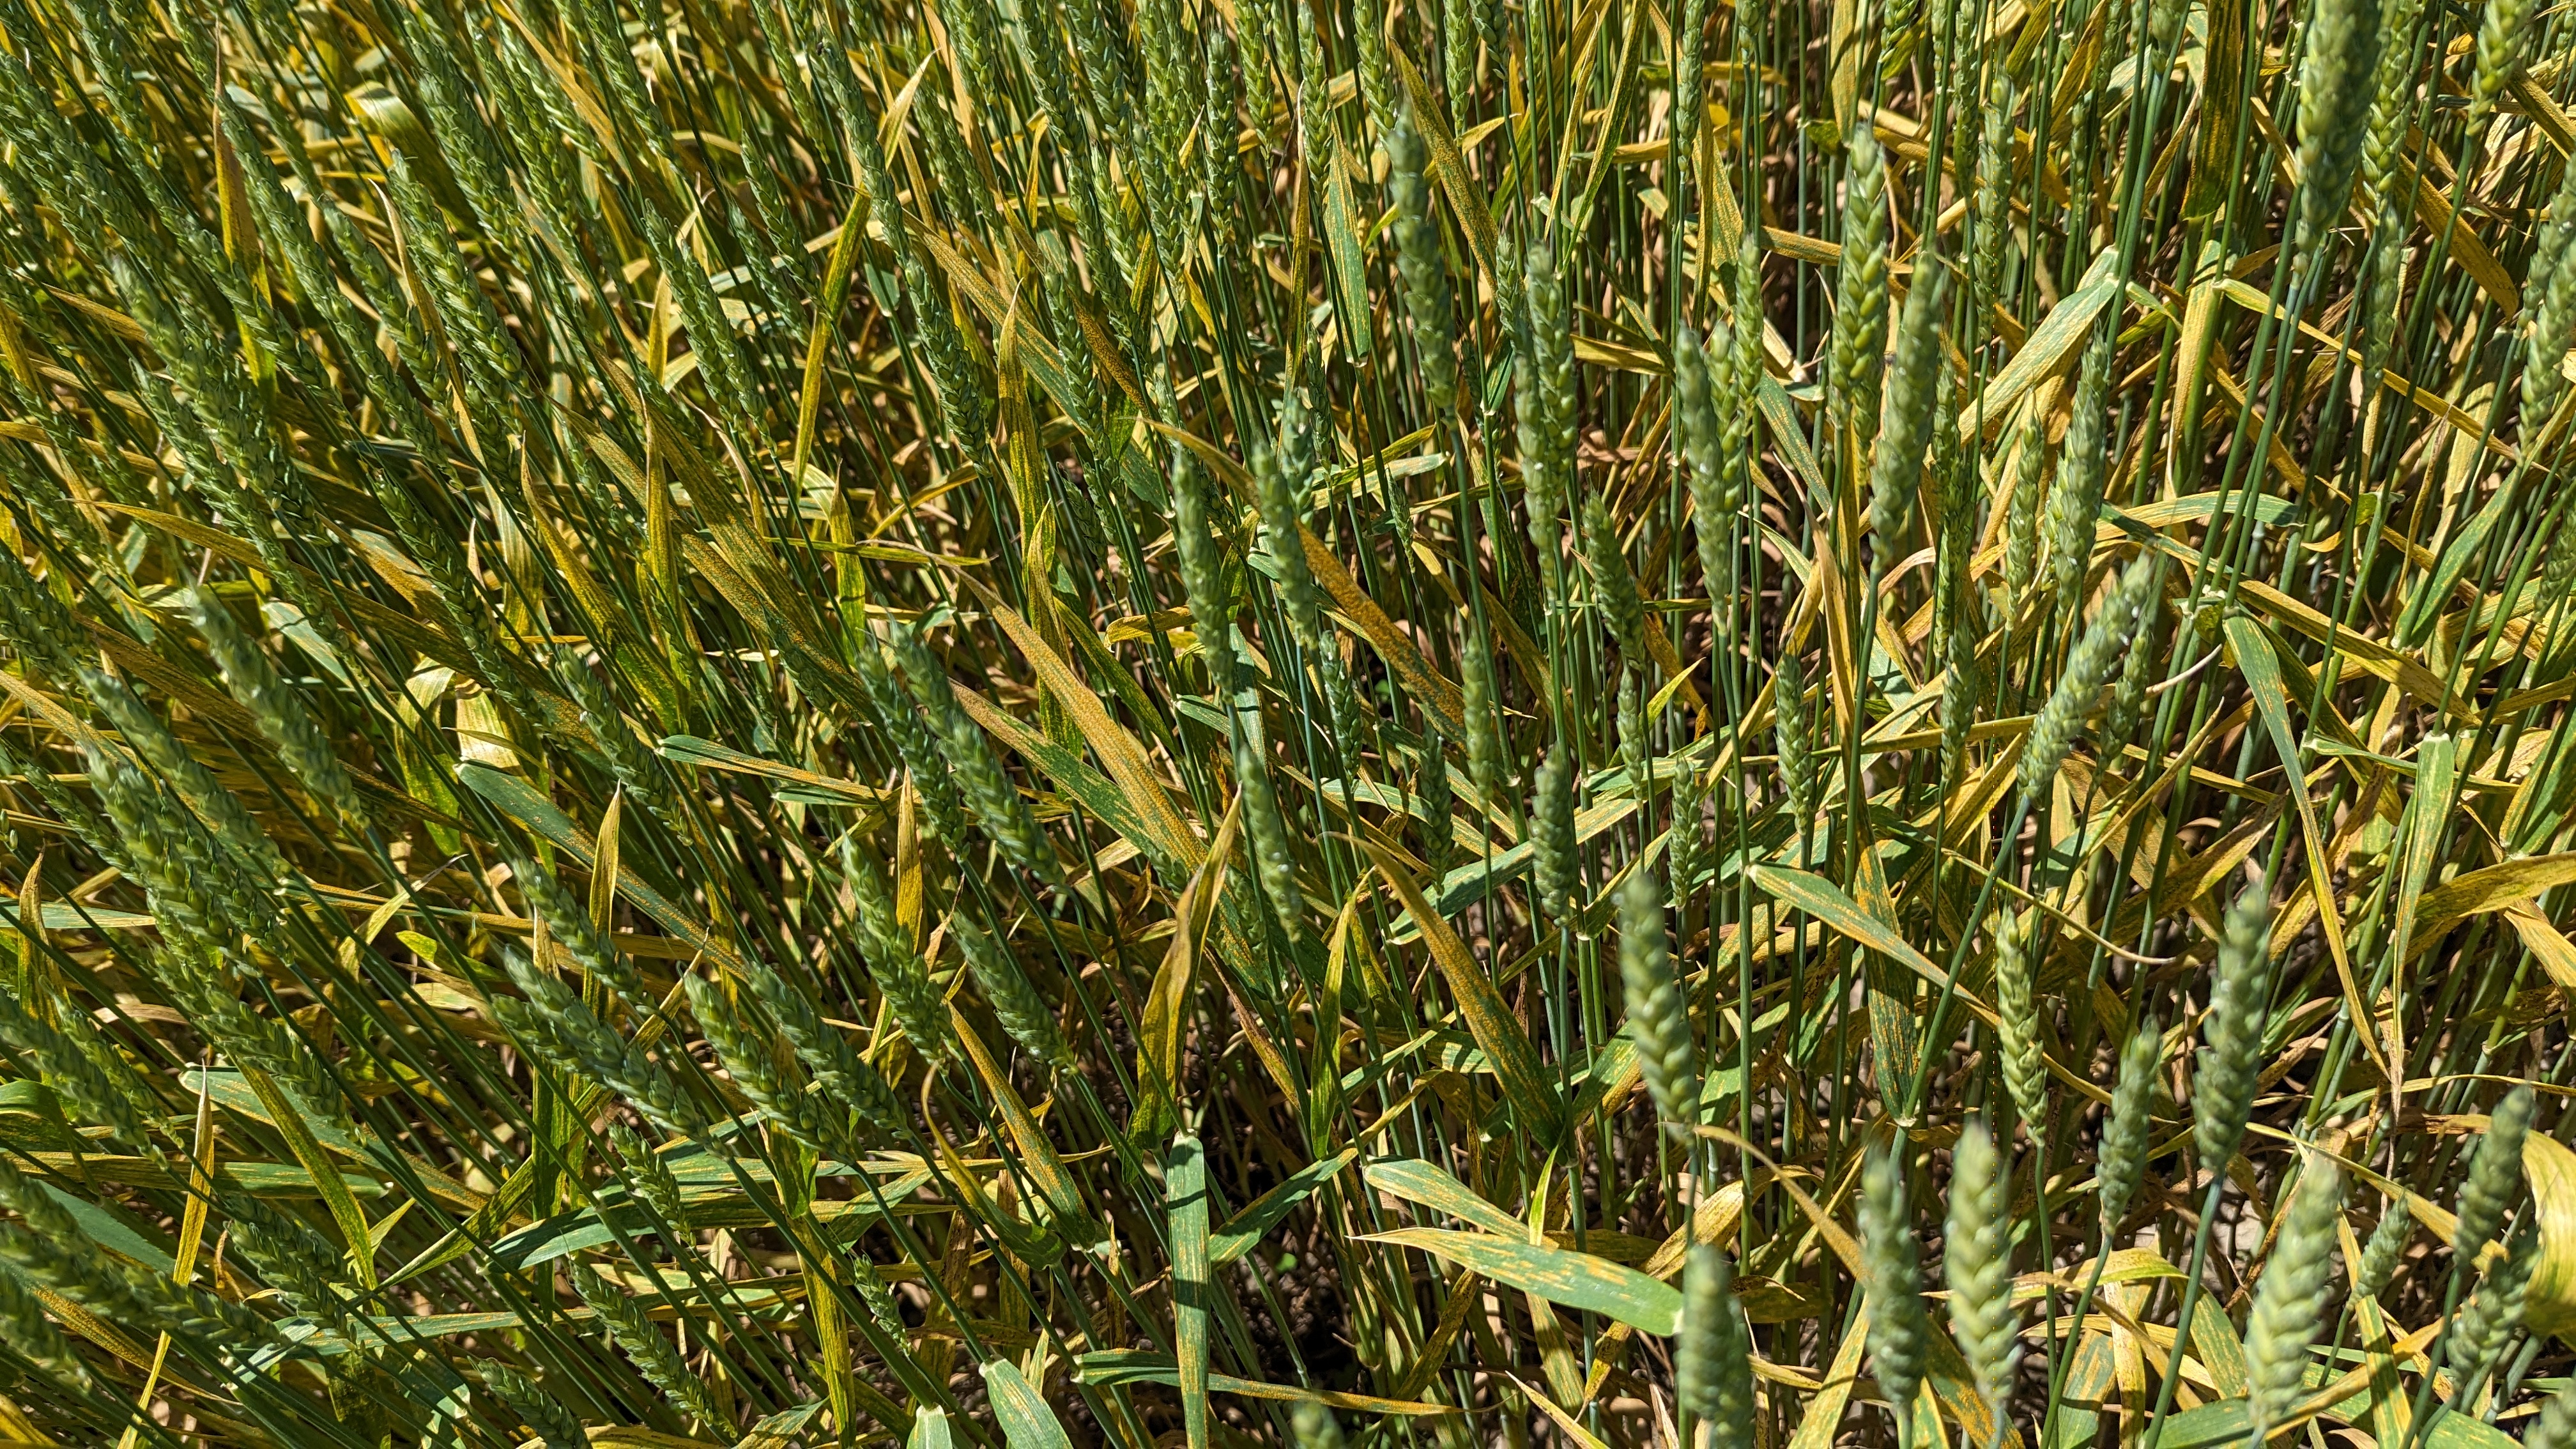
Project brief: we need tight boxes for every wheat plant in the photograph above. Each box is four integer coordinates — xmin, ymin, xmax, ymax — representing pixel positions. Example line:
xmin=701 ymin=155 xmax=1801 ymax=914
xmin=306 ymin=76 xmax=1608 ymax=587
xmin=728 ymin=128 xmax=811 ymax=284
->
xmin=0 ymin=0 xmax=2567 ymax=1442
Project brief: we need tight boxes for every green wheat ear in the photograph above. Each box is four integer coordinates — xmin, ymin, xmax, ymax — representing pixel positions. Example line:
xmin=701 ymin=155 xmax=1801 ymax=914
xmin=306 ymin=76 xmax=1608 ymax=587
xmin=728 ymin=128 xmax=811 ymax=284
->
xmin=0 ymin=1262 xmax=89 ymax=1393
xmin=1386 ymin=105 xmax=1457 ymax=415
xmin=1772 ymin=645 xmax=1818 ymax=834
xmin=2097 ymin=1020 xmax=2163 ymax=1238
xmin=2455 ymin=1085 xmax=2535 ymax=1255
xmin=2354 ymin=1195 xmax=2416 ymax=1303
xmin=2529 ymin=1386 xmax=2576 ymax=1449
xmin=846 ymin=839 xmax=951 ymax=1064
xmin=1990 ymin=908 xmax=2047 ymax=1143
xmin=2244 ymin=1160 xmax=2345 ymax=1441
xmin=1830 ymin=131 xmax=1889 ymax=436
xmin=1867 ymin=259 xmax=1949 ymax=578
xmin=575 ymin=1261 xmax=728 ymax=1426
xmin=2040 ymin=326 xmax=2115 ymax=621
xmin=2471 ymin=0 xmax=2535 ymax=118
xmin=481 ymin=1363 xmax=586 ymax=1449
xmin=2022 ymin=556 xmax=2158 ymax=808
xmin=1291 ymin=1400 xmax=1345 ymax=1449
xmin=1677 ymin=1243 xmax=1752 ymax=1447
xmin=1618 ymin=868 xmax=1694 ymax=1129
xmin=1533 ymin=740 xmax=1578 ymax=924
xmin=188 ymin=588 xmax=353 ymax=819
xmin=956 ymin=917 xmax=1073 ymax=1070
xmin=1945 ymin=1121 xmax=2018 ymax=1420
xmin=1860 ymin=1142 xmax=1927 ymax=1420
xmin=2194 ymin=877 xmax=2272 ymax=1177
xmin=608 ymin=1119 xmax=691 ymax=1233
xmin=2451 ymin=1223 xmax=2537 ymax=1403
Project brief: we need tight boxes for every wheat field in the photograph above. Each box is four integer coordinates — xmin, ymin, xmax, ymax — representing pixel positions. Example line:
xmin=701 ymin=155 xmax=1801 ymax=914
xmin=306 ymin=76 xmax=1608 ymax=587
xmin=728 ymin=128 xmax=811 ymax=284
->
xmin=0 ymin=0 xmax=2563 ymax=1442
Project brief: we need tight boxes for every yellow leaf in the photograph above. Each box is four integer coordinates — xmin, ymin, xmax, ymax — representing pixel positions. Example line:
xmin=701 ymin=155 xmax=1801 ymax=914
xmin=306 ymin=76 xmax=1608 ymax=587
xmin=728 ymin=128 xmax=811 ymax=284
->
xmin=2522 ymin=1131 xmax=2576 ymax=1340
xmin=971 ymin=585 xmax=1203 ymax=871
xmin=1137 ymin=799 xmax=1241 ymax=1137
xmin=951 ymin=1016 xmax=1100 ymax=1248
xmin=1788 ymin=1300 xmax=1869 ymax=1449
xmin=1299 ymin=524 xmax=1465 ymax=736
xmin=2411 ymin=852 xmax=2576 ymax=955
xmin=1355 ymin=1227 xmax=1682 ymax=1334
xmin=238 ymin=1065 xmax=376 ymax=1289
xmin=2503 ymin=905 xmax=2576 ymax=1018
xmin=1359 ymin=841 xmax=1561 ymax=1138
xmin=1956 ymin=247 xmax=2120 ymax=438
xmin=1511 ymin=1374 xmax=1611 ymax=1449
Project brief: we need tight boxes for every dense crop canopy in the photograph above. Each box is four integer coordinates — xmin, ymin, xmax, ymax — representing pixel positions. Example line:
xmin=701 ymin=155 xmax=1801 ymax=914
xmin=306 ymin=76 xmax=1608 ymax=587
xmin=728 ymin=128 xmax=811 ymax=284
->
xmin=0 ymin=0 xmax=2566 ymax=1442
